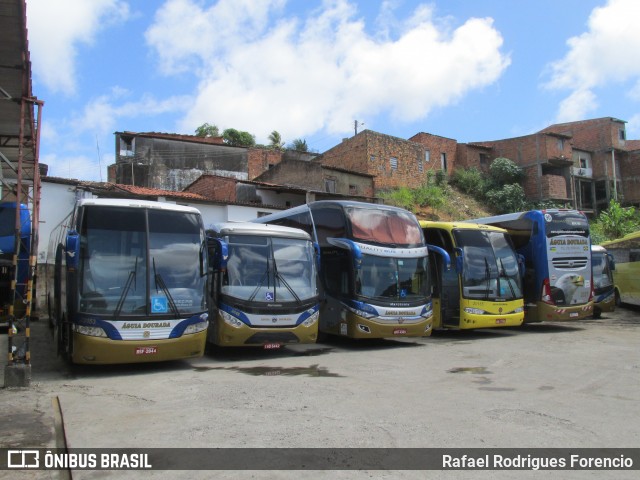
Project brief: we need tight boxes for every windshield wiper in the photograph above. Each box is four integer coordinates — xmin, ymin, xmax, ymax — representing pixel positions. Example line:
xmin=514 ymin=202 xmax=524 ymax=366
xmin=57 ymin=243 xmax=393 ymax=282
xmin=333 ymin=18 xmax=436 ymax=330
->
xmin=248 ymin=258 xmax=271 ymax=302
xmin=114 ymin=257 xmax=137 ymax=320
xmin=499 ymin=258 xmax=516 ymax=299
xmin=271 ymin=246 xmax=301 ymax=304
xmin=153 ymin=258 xmax=180 ymax=319
xmin=484 ymin=257 xmax=492 ymax=300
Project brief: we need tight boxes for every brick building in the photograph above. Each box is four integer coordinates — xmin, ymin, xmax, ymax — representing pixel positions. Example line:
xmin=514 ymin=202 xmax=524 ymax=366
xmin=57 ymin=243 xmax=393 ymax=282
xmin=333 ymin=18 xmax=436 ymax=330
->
xmin=452 ymin=117 xmax=637 ymax=214
xmin=319 ymin=130 xmax=450 ymax=191
xmin=253 ymin=158 xmax=375 ymax=199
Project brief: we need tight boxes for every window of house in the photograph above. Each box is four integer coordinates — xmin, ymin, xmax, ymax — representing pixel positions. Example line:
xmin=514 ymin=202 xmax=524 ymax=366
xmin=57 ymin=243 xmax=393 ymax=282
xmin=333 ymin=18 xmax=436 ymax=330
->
xmin=479 ymin=153 xmax=488 ymax=166
xmin=425 ymin=150 xmax=430 ymax=162
xmin=579 ymin=157 xmax=588 ymax=169
xmin=324 ymin=178 xmax=336 ymax=193
xmin=418 ymin=157 xmax=424 ymax=173
xmin=619 ymin=129 xmax=626 ymax=141
xmin=349 ymin=184 xmax=358 ymax=195
xmin=119 ymin=136 xmax=134 ymax=157
xmin=440 ymin=153 xmax=447 ymax=172
xmin=390 ymin=157 xmax=398 ymax=171
xmin=557 ymin=138 xmax=564 ymax=150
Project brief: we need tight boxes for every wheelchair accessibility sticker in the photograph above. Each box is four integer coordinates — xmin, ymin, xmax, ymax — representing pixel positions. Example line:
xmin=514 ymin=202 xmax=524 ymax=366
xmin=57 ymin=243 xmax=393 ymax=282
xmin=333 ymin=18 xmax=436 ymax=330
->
xmin=151 ymin=296 xmax=168 ymax=313
xmin=265 ymin=291 xmax=274 ymax=301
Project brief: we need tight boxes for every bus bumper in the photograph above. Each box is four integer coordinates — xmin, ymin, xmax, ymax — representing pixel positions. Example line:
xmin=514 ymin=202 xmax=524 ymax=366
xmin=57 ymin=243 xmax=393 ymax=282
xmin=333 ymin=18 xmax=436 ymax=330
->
xmin=71 ymin=330 xmax=207 ymax=365
xmin=329 ymin=314 xmax=433 ymax=339
xmin=460 ymin=312 xmax=524 ymax=329
xmin=211 ymin=322 xmax=318 ymax=347
xmin=526 ymin=302 xmax=593 ymax=323
xmin=594 ymin=292 xmax=616 ymax=315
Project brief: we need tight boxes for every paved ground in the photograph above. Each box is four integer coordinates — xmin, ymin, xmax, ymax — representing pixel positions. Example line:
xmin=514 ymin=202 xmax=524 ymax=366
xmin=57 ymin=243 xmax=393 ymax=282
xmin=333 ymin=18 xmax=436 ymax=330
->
xmin=1 ymin=306 xmax=639 ymax=479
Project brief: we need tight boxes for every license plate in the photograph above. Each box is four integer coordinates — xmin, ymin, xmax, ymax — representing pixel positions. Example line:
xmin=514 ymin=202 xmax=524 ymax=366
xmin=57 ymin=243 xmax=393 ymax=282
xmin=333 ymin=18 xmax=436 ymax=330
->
xmin=569 ymin=312 xmax=579 ymax=318
xmin=135 ymin=346 xmax=157 ymax=355
xmin=393 ymin=328 xmax=407 ymax=335
xmin=495 ymin=318 xmax=506 ymax=324
xmin=263 ymin=343 xmax=281 ymax=350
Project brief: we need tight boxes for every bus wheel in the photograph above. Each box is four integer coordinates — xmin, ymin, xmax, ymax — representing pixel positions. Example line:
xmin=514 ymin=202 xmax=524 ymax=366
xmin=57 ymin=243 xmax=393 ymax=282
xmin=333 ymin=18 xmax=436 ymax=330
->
xmin=592 ymin=308 xmax=601 ymax=319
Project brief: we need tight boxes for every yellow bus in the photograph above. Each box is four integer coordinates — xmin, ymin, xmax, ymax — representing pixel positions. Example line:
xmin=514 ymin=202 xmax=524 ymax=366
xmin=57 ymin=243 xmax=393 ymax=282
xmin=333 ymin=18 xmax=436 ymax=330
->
xmin=602 ymin=231 xmax=640 ymax=307
xmin=421 ymin=221 xmax=524 ymax=329
xmin=591 ymin=245 xmax=616 ymax=318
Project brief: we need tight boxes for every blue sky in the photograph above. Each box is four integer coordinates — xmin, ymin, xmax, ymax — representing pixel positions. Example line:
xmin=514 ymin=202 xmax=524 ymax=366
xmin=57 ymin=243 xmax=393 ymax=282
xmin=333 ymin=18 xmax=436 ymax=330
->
xmin=26 ymin=0 xmax=640 ymax=182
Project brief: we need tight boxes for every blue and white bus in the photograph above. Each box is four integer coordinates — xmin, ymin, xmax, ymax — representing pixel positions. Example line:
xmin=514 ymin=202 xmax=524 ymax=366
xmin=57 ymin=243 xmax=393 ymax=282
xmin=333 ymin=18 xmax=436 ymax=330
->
xmin=469 ymin=210 xmax=593 ymax=322
xmin=254 ymin=201 xmax=435 ymax=338
xmin=207 ymin=222 xmax=320 ymax=348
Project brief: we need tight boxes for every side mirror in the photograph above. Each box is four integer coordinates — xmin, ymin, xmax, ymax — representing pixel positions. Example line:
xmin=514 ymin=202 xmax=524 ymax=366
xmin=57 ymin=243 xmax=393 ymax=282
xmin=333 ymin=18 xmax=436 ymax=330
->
xmin=607 ymin=253 xmax=615 ymax=271
xmin=65 ymin=230 xmax=80 ymax=269
xmin=518 ymin=253 xmax=526 ymax=277
xmin=454 ymin=247 xmax=463 ymax=274
xmin=426 ymin=244 xmax=451 ymax=271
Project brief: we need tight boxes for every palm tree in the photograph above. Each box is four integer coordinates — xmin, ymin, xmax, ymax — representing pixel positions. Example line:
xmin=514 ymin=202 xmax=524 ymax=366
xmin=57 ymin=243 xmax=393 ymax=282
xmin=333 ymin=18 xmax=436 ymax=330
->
xmin=290 ymin=138 xmax=308 ymax=152
xmin=268 ymin=131 xmax=285 ymax=150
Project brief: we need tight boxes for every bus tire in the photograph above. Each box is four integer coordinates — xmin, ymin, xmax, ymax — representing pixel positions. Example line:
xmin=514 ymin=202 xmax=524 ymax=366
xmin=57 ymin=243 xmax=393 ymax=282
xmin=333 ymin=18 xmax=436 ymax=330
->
xmin=592 ymin=308 xmax=601 ymax=319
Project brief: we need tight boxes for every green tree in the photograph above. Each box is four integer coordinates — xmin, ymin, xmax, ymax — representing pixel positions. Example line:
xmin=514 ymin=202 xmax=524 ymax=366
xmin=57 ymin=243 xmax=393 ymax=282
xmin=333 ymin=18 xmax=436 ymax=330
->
xmin=591 ymin=200 xmax=640 ymax=243
xmin=268 ymin=131 xmax=285 ymax=150
xmin=223 ymin=128 xmax=256 ymax=147
xmin=485 ymin=184 xmax=529 ymax=214
xmin=289 ymin=138 xmax=309 ymax=152
xmin=489 ymin=157 xmax=524 ymax=184
xmin=194 ymin=122 xmax=219 ymax=137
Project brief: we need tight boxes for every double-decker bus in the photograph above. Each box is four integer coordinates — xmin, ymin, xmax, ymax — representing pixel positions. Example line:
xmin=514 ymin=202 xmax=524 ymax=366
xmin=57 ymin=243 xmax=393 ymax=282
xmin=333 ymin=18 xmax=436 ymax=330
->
xmin=469 ymin=210 xmax=593 ymax=322
xmin=206 ymin=222 xmax=320 ymax=348
xmin=591 ymin=245 xmax=616 ymax=318
xmin=46 ymin=198 xmax=209 ymax=364
xmin=602 ymin=231 xmax=640 ymax=307
xmin=0 ymin=202 xmax=32 ymax=328
xmin=421 ymin=221 xmax=524 ymax=329
xmin=254 ymin=200 xmax=435 ymax=339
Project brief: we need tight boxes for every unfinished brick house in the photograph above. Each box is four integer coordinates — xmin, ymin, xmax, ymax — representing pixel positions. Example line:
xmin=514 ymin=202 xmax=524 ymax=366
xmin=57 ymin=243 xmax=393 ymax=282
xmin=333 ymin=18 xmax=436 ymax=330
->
xmin=252 ymin=158 xmax=376 ymax=199
xmin=319 ymin=130 xmax=451 ymax=192
xmin=108 ymin=131 xmax=294 ymax=192
xmin=454 ymin=117 xmax=637 ymax=214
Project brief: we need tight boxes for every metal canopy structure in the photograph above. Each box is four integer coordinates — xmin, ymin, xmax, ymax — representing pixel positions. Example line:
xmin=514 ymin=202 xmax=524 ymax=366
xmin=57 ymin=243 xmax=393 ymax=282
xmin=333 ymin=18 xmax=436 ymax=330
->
xmin=1 ymin=0 xmax=43 ymax=385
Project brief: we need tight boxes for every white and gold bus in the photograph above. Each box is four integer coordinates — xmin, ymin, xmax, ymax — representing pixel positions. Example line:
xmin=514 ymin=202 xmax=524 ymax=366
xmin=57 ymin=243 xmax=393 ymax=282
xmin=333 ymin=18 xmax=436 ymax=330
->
xmin=46 ymin=198 xmax=209 ymax=364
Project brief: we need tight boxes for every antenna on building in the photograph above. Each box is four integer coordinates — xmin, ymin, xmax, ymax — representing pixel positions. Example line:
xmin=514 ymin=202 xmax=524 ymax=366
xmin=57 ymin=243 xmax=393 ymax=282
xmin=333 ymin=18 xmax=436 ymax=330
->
xmin=354 ymin=120 xmax=365 ymax=136
xmin=96 ymin=134 xmax=103 ymax=182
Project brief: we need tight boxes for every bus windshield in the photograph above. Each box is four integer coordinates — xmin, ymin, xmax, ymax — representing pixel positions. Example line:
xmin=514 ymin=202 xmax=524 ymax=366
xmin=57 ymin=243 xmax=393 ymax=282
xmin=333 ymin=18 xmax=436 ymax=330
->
xmin=346 ymin=207 xmax=423 ymax=247
xmin=79 ymin=206 xmax=205 ymax=316
xmin=545 ymin=211 xmax=589 ymax=238
xmin=222 ymin=235 xmax=317 ymax=304
xmin=454 ymin=229 xmax=522 ymax=301
xmin=356 ymin=255 xmax=429 ymax=302
xmin=592 ymin=251 xmax=614 ymax=290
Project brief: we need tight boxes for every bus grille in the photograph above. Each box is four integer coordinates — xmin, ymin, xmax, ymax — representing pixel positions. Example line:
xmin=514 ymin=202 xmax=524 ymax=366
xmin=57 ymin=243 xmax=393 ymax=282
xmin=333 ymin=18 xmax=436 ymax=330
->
xmin=552 ymin=257 xmax=588 ymax=269
xmin=245 ymin=332 xmax=299 ymax=345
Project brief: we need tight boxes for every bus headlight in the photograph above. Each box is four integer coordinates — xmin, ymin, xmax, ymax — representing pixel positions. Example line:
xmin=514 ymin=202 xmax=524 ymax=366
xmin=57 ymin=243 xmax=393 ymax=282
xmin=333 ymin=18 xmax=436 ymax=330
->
xmin=74 ymin=325 xmax=107 ymax=337
xmin=464 ymin=307 xmax=487 ymax=315
xmin=184 ymin=321 xmax=208 ymax=335
xmin=301 ymin=311 xmax=319 ymax=327
xmin=220 ymin=310 xmax=244 ymax=328
xmin=513 ymin=307 xmax=524 ymax=314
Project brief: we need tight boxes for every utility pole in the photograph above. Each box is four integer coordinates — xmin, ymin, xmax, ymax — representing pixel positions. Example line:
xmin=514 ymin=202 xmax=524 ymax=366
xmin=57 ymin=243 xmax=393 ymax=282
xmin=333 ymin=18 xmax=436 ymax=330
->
xmin=354 ymin=120 xmax=364 ymax=136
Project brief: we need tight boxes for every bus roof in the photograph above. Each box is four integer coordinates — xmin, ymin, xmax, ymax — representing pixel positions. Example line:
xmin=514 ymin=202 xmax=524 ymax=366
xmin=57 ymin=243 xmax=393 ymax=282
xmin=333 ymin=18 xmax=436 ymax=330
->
xmin=77 ymin=198 xmax=201 ymax=215
xmin=591 ymin=245 xmax=608 ymax=253
xmin=601 ymin=230 xmax=640 ymax=247
xmin=420 ymin=220 xmax=507 ymax=233
xmin=210 ymin=221 xmax=312 ymax=241
xmin=466 ymin=209 xmax=585 ymax=225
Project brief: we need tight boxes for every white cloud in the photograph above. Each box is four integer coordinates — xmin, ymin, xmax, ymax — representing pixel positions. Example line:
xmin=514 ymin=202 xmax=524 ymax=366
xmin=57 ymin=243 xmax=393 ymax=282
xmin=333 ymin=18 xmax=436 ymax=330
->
xmin=145 ymin=0 xmax=510 ymax=143
xmin=555 ymin=89 xmax=598 ymax=123
xmin=27 ymin=0 xmax=130 ymax=94
xmin=626 ymin=113 xmax=640 ymax=138
xmin=546 ymin=0 xmax=640 ymax=122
